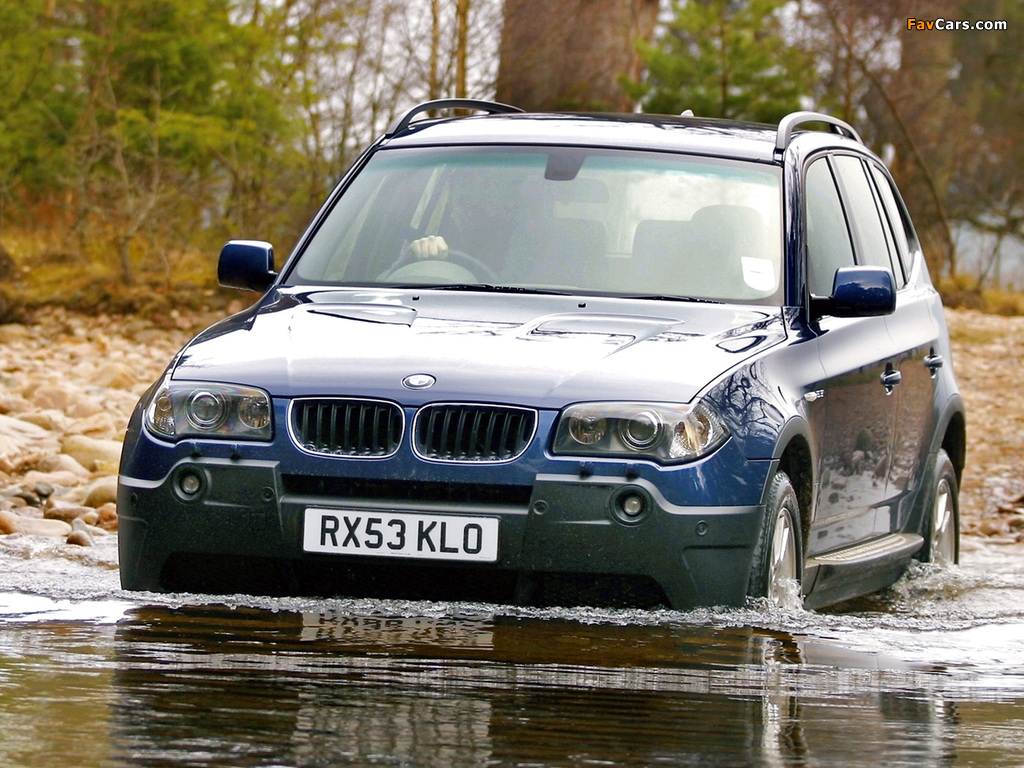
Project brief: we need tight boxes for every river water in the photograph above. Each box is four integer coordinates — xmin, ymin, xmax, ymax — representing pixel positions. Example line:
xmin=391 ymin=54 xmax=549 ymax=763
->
xmin=0 ymin=535 xmax=1022 ymax=768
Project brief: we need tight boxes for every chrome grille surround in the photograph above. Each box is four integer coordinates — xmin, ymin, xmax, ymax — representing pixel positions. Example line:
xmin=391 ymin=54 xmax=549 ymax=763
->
xmin=289 ymin=398 xmax=404 ymax=458
xmin=412 ymin=403 xmax=537 ymax=463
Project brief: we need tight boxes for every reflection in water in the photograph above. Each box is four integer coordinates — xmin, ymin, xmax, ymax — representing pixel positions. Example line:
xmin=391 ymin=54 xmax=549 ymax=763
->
xmin=84 ymin=606 xmax=969 ymax=767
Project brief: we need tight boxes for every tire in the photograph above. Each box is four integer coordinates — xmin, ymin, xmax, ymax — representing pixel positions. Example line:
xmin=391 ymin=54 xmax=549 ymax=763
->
xmin=748 ymin=471 xmax=803 ymax=605
xmin=921 ymin=449 xmax=960 ymax=565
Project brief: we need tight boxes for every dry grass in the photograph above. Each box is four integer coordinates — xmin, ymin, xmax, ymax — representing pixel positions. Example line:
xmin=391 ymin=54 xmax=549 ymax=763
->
xmin=0 ymin=228 xmax=235 ymax=321
xmin=939 ymin=275 xmax=1024 ymax=317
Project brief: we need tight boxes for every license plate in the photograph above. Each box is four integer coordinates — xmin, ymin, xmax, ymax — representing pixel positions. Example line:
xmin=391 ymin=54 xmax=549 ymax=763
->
xmin=303 ymin=508 xmax=499 ymax=562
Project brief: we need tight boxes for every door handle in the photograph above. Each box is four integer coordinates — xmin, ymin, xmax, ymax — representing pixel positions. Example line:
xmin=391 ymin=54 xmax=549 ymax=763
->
xmin=880 ymin=365 xmax=902 ymax=394
xmin=924 ymin=352 xmax=944 ymax=376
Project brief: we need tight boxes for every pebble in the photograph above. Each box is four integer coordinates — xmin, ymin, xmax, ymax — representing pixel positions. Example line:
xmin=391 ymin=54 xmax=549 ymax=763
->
xmin=23 ymin=469 xmax=84 ymax=489
xmin=95 ymin=503 xmax=118 ymax=531
xmin=0 ymin=509 xmax=17 ymax=535
xmin=10 ymin=488 xmax=40 ymax=507
xmin=61 ymin=434 xmax=123 ymax=473
xmin=71 ymin=516 xmax=106 ymax=538
xmin=66 ymin=529 xmax=94 ymax=546
xmin=16 ymin=410 xmax=69 ymax=432
xmin=35 ymin=453 xmax=91 ymax=476
xmin=979 ymin=518 xmax=1010 ymax=537
xmin=82 ymin=475 xmax=119 ymax=507
xmin=76 ymin=509 xmax=100 ymax=526
xmin=0 ymin=323 xmax=32 ymax=343
xmin=43 ymin=499 xmax=94 ymax=524
xmin=32 ymin=480 xmax=56 ymax=498
xmin=0 ymin=509 xmax=72 ymax=537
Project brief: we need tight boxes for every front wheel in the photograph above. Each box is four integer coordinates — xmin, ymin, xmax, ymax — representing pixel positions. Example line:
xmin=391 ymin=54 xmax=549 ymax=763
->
xmin=748 ymin=471 xmax=803 ymax=606
xmin=921 ymin=449 xmax=960 ymax=565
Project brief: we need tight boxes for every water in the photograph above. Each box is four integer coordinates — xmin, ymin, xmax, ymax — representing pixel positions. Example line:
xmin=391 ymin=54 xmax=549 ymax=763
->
xmin=1 ymin=536 xmax=1023 ymax=767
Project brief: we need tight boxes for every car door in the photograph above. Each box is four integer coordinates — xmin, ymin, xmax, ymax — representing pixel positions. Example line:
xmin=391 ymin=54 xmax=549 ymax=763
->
xmin=804 ymin=155 xmax=900 ymax=556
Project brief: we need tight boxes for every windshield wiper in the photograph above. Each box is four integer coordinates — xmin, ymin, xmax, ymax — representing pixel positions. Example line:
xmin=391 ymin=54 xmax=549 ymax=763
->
xmin=621 ymin=294 xmax=724 ymax=304
xmin=408 ymin=283 xmax=573 ymax=296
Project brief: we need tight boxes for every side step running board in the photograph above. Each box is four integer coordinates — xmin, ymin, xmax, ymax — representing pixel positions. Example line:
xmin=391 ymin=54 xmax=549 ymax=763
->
xmin=803 ymin=533 xmax=924 ymax=610
xmin=808 ymin=533 xmax=924 ymax=567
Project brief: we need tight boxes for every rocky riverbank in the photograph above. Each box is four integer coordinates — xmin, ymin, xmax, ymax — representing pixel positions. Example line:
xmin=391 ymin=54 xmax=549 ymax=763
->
xmin=0 ymin=305 xmax=226 ymax=547
xmin=0 ymin=305 xmax=1020 ymax=554
xmin=944 ymin=308 xmax=1024 ymax=541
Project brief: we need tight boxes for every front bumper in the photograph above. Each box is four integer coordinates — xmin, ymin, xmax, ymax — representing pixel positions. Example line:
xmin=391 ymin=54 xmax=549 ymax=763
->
xmin=118 ymin=452 xmax=767 ymax=609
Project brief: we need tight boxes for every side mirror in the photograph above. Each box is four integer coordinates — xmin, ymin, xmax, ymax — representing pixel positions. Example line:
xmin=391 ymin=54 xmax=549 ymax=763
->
xmin=218 ymin=240 xmax=276 ymax=292
xmin=812 ymin=266 xmax=895 ymax=319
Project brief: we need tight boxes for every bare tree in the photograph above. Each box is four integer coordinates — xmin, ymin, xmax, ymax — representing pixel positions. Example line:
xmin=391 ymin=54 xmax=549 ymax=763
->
xmin=794 ymin=0 xmax=962 ymax=279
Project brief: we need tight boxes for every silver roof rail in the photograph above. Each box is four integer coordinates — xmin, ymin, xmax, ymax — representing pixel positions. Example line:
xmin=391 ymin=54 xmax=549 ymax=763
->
xmin=775 ymin=111 xmax=862 ymax=152
xmin=386 ymin=98 xmax=524 ymax=138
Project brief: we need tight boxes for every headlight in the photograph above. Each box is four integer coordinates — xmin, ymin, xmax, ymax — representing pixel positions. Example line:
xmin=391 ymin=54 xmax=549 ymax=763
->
xmin=144 ymin=380 xmax=273 ymax=441
xmin=552 ymin=402 xmax=729 ymax=464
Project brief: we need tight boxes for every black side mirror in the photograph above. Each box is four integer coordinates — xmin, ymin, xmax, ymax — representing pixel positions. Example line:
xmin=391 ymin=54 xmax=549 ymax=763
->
xmin=812 ymin=266 xmax=895 ymax=319
xmin=218 ymin=240 xmax=277 ymax=292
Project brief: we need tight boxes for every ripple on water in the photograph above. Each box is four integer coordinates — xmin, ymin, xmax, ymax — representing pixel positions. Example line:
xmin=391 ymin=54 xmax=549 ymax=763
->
xmin=0 ymin=534 xmax=1022 ymax=676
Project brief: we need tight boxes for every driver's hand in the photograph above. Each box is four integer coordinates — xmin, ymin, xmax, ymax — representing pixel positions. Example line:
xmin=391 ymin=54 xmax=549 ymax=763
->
xmin=408 ymin=235 xmax=450 ymax=260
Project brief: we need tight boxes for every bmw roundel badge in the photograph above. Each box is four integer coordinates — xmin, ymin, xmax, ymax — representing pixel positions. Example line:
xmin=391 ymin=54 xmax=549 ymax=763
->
xmin=402 ymin=373 xmax=436 ymax=390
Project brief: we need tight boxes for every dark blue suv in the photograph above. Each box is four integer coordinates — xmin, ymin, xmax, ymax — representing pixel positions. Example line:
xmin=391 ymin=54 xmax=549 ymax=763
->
xmin=118 ymin=99 xmax=965 ymax=610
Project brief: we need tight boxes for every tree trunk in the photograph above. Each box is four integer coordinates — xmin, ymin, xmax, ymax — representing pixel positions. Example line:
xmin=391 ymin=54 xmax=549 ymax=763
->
xmin=496 ymin=0 xmax=659 ymax=112
xmin=429 ymin=0 xmax=442 ymax=101
xmin=455 ymin=0 xmax=470 ymax=98
xmin=883 ymin=0 xmax=962 ymax=278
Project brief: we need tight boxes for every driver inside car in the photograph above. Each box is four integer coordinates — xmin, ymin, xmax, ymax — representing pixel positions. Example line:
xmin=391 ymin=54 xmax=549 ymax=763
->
xmin=399 ymin=166 xmax=524 ymax=278
xmin=408 ymin=234 xmax=451 ymax=260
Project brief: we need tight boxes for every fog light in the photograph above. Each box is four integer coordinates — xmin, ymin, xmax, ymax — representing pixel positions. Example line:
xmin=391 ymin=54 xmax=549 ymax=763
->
xmin=177 ymin=470 xmax=203 ymax=496
xmin=610 ymin=486 xmax=652 ymax=525
xmin=621 ymin=493 xmax=646 ymax=517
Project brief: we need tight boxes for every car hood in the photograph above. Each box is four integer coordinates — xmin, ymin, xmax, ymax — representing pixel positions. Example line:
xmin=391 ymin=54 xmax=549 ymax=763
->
xmin=171 ymin=289 xmax=787 ymax=406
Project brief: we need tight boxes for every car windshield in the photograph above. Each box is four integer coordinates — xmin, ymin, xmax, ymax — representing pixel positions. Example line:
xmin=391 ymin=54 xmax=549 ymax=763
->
xmin=287 ymin=146 xmax=784 ymax=304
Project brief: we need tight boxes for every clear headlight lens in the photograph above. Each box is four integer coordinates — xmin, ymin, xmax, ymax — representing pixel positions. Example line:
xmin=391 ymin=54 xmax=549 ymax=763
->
xmin=186 ymin=390 xmax=228 ymax=430
xmin=144 ymin=380 xmax=273 ymax=441
xmin=553 ymin=402 xmax=729 ymax=464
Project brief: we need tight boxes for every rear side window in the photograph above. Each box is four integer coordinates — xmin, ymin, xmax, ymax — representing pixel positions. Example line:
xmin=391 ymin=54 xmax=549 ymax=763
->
xmin=805 ymin=158 xmax=855 ymax=297
xmin=869 ymin=164 xmax=914 ymax=283
xmin=831 ymin=155 xmax=899 ymax=282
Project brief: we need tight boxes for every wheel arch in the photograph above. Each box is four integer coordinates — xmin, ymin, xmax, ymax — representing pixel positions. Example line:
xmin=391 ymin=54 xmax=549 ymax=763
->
xmin=938 ymin=396 xmax=966 ymax=488
xmin=770 ymin=419 xmax=815 ymax=548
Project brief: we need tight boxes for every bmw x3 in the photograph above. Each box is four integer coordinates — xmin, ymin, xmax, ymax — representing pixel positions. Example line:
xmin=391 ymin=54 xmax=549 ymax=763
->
xmin=118 ymin=99 xmax=966 ymax=610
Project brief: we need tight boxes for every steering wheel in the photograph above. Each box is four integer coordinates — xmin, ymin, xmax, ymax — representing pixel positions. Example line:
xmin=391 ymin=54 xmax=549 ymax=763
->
xmin=383 ymin=247 xmax=498 ymax=283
